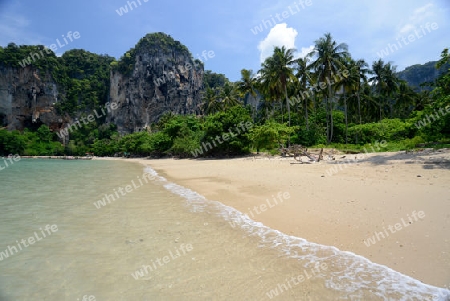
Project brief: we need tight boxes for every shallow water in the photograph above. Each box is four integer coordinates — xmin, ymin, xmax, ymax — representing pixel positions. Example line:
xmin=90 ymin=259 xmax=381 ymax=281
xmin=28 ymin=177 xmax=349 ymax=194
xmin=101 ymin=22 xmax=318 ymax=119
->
xmin=0 ymin=159 xmax=448 ymax=300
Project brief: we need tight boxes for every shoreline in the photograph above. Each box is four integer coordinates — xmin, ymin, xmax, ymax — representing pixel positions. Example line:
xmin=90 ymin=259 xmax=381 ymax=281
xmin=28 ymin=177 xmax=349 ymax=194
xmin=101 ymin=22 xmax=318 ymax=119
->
xmin=97 ymin=150 xmax=450 ymax=288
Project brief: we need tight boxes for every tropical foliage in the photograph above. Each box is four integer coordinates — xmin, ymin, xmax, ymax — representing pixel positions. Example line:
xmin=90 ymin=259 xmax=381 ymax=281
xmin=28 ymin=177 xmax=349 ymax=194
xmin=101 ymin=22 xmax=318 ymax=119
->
xmin=0 ymin=33 xmax=449 ymax=157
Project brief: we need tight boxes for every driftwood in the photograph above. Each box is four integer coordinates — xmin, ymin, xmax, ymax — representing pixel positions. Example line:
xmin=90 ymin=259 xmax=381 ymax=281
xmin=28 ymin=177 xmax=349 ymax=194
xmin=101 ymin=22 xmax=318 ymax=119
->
xmin=280 ymin=145 xmax=323 ymax=163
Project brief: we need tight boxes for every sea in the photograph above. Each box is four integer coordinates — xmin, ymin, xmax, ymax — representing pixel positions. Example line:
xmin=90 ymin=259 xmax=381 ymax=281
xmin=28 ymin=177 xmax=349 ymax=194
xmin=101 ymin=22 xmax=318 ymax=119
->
xmin=0 ymin=158 xmax=449 ymax=301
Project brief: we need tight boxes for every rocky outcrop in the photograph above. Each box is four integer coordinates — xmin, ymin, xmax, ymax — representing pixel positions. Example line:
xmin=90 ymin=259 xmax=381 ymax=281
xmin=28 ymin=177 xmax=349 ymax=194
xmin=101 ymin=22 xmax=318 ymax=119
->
xmin=0 ymin=33 xmax=204 ymax=135
xmin=0 ymin=65 xmax=62 ymax=131
xmin=107 ymin=33 xmax=204 ymax=134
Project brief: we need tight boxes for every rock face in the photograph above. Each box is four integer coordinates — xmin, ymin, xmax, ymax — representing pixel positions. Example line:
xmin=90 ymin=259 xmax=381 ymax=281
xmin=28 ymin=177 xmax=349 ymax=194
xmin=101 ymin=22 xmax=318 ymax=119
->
xmin=0 ymin=65 xmax=62 ymax=131
xmin=0 ymin=33 xmax=203 ymax=136
xmin=107 ymin=33 xmax=204 ymax=134
xmin=397 ymin=61 xmax=449 ymax=91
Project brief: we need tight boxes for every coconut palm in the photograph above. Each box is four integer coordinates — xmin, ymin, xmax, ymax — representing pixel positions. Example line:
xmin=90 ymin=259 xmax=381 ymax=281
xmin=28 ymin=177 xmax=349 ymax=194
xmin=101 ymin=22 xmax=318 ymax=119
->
xmin=272 ymin=46 xmax=297 ymax=129
xmin=308 ymin=33 xmax=349 ymax=144
xmin=294 ymin=57 xmax=313 ymax=129
xmin=258 ymin=46 xmax=296 ymax=146
xmin=394 ymin=81 xmax=417 ymax=118
xmin=201 ymin=87 xmax=221 ymax=115
xmin=369 ymin=59 xmax=399 ymax=120
xmin=236 ymin=69 xmax=258 ymax=120
xmin=219 ymin=82 xmax=241 ymax=109
xmin=354 ymin=59 xmax=370 ymax=124
xmin=258 ymin=53 xmax=284 ymax=121
xmin=335 ymin=57 xmax=356 ymax=144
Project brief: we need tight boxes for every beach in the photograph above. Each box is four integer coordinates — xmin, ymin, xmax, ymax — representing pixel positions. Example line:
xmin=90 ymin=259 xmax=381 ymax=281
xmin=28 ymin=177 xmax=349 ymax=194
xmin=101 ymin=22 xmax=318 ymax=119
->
xmin=123 ymin=149 xmax=450 ymax=288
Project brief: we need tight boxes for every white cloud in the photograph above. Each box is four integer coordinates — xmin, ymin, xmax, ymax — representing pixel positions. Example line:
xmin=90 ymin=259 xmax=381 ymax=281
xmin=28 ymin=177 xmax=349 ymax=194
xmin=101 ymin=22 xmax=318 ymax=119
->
xmin=398 ymin=3 xmax=435 ymax=35
xmin=297 ymin=45 xmax=314 ymax=59
xmin=257 ymin=23 xmax=297 ymax=63
xmin=413 ymin=3 xmax=434 ymax=16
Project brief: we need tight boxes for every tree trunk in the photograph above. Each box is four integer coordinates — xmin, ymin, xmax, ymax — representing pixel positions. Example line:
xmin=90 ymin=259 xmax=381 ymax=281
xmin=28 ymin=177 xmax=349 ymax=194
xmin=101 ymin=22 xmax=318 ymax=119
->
xmin=284 ymin=85 xmax=291 ymax=146
xmin=304 ymin=95 xmax=309 ymax=130
xmin=328 ymin=84 xmax=334 ymax=144
xmin=344 ymin=92 xmax=348 ymax=145
xmin=357 ymin=91 xmax=362 ymax=125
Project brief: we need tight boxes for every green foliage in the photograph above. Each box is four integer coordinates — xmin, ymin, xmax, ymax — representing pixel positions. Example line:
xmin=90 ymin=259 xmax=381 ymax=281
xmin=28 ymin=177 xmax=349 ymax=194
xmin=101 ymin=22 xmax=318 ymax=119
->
xmin=112 ymin=32 xmax=190 ymax=77
xmin=249 ymin=121 xmax=295 ymax=151
xmin=203 ymin=70 xmax=229 ymax=89
xmin=56 ymin=49 xmax=115 ymax=114
xmin=0 ymin=129 xmax=26 ymax=155
xmin=347 ymin=118 xmax=416 ymax=144
xmin=1 ymin=38 xmax=449 ymax=157
xmin=201 ymin=106 xmax=253 ymax=156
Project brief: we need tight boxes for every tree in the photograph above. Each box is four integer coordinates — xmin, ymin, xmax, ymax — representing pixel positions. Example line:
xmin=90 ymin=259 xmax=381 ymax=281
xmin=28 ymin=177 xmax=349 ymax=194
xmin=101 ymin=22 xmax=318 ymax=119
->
xmin=236 ymin=69 xmax=258 ymax=120
xmin=219 ymin=82 xmax=240 ymax=109
xmin=369 ymin=59 xmax=399 ymax=120
xmin=335 ymin=57 xmax=354 ymax=144
xmin=354 ymin=59 xmax=370 ymax=124
xmin=258 ymin=57 xmax=282 ymax=120
xmin=201 ymin=87 xmax=221 ymax=115
xmin=258 ymin=46 xmax=296 ymax=145
xmin=272 ymin=46 xmax=297 ymax=130
xmin=294 ymin=57 xmax=313 ymax=129
xmin=395 ymin=81 xmax=417 ymax=118
xmin=308 ymin=33 xmax=349 ymax=144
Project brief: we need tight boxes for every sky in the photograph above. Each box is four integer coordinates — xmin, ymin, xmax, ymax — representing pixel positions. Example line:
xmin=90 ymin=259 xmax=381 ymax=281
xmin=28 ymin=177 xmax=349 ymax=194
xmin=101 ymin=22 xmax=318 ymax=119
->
xmin=0 ymin=0 xmax=449 ymax=81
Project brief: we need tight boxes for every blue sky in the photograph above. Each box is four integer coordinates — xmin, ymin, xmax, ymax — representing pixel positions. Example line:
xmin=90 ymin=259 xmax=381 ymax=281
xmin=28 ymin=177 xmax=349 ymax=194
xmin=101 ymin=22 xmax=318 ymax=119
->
xmin=0 ymin=0 xmax=449 ymax=81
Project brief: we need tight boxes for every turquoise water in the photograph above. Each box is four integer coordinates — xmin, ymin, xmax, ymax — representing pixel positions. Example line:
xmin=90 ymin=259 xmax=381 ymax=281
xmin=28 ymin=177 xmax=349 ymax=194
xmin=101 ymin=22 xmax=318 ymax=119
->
xmin=0 ymin=159 xmax=449 ymax=300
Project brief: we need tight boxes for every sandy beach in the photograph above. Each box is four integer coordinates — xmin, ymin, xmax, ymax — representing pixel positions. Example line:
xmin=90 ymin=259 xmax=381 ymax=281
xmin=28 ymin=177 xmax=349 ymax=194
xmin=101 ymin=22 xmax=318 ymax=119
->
xmin=105 ymin=149 xmax=450 ymax=288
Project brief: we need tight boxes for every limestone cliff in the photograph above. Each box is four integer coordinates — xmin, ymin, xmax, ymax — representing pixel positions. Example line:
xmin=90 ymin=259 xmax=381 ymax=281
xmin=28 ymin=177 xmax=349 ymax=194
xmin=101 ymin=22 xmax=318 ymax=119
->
xmin=0 ymin=65 xmax=62 ymax=131
xmin=107 ymin=33 xmax=204 ymax=134
xmin=0 ymin=33 xmax=204 ymax=136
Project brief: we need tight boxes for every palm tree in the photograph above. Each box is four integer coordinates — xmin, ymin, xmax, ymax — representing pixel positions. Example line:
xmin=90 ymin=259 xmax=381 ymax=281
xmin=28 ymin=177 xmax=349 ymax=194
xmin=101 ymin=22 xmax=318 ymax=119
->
xmin=336 ymin=56 xmax=355 ymax=144
xmin=394 ymin=81 xmax=417 ymax=118
xmin=354 ymin=59 xmax=370 ymax=124
xmin=258 ymin=56 xmax=283 ymax=119
xmin=219 ymin=82 xmax=241 ymax=109
xmin=369 ymin=59 xmax=385 ymax=120
xmin=258 ymin=46 xmax=296 ymax=146
xmin=272 ymin=46 xmax=297 ymax=129
xmin=369 ymin=59 xmax=399 ymax=120
xmin=383 ymin=63 xmax=399 ymax=118
xmin=295 ymin=57 xmax=313 ymax=129
xmin=237 ymin=69 xmax=258 ymax=120
xmin=308 ymin=33 xmax=349 ymax=144
xmin=201 ymin=87 xmax=221 ymax=115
